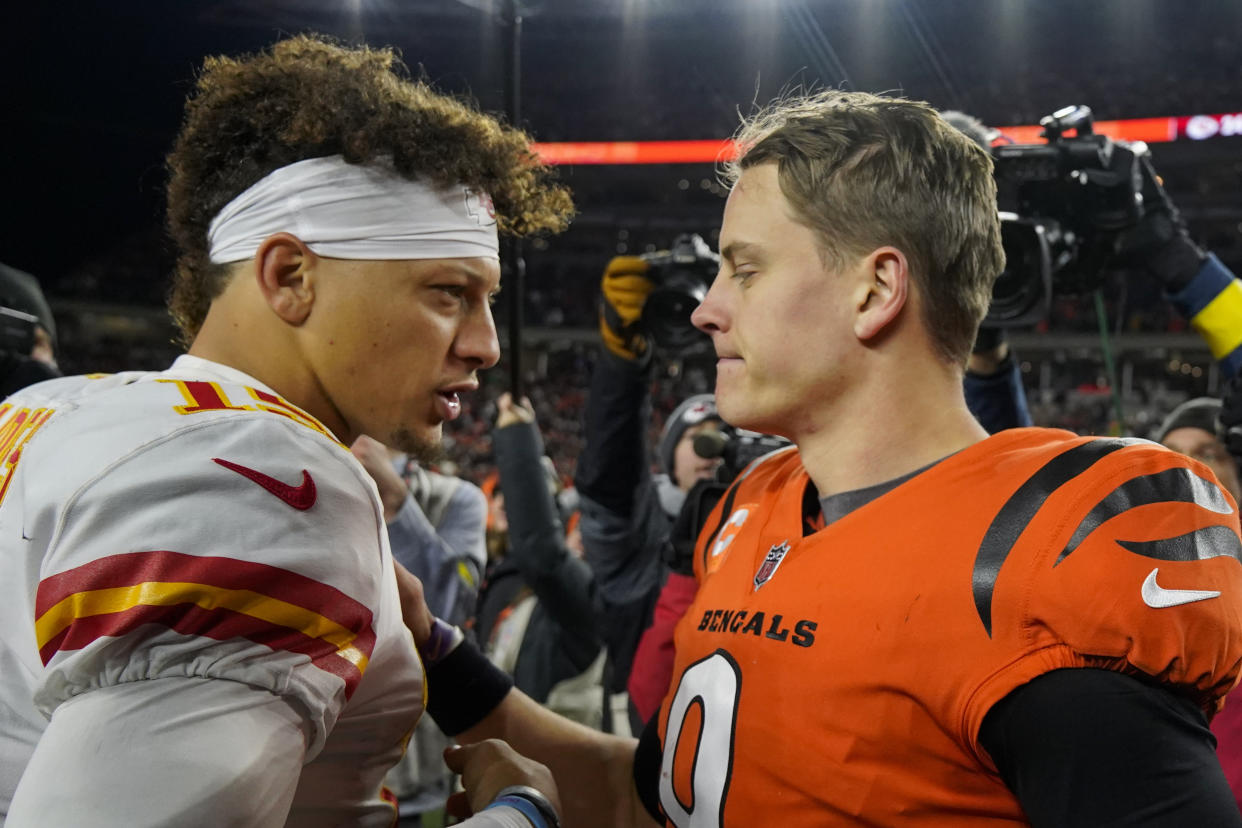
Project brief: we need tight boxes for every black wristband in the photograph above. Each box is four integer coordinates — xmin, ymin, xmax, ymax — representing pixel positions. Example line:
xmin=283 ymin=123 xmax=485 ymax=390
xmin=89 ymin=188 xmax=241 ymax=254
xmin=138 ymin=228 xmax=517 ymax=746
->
xmin=425 ymin=636 xmax=514 ymax=736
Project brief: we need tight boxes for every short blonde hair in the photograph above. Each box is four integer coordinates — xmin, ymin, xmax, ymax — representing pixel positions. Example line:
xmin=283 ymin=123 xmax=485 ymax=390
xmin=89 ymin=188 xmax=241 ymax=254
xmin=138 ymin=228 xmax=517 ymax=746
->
xmin=726 ymin=90 xmax=1004 ymax=366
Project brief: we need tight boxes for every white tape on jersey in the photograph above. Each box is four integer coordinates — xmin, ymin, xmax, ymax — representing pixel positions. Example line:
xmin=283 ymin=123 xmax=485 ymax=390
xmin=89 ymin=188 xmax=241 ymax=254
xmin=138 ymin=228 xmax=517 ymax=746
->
xmin=207 ymin=155 xmax=499 ymax=264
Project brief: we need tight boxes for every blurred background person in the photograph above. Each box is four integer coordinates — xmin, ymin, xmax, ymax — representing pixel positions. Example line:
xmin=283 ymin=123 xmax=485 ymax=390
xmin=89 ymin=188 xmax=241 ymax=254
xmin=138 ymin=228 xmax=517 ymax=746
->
xmin=575 ymin=248 xmax=729 ymax=732
xmin=473 ymin=393 xmax=607 ymax=728
xmin=351 ymin=435 xmax=488 ymax=827
xmin=0 ymin=263 xmax=60 ymax=397
xmin=351 ymin=436 xmax=487 ymax=625
xmin=1155 ymin=397 xmax=1241 ymax=502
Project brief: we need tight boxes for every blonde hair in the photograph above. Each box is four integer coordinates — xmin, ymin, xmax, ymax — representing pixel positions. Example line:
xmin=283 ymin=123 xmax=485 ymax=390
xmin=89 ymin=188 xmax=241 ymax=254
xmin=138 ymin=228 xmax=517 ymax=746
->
xmin=726 ymin=90 xmax=1004 ymax=366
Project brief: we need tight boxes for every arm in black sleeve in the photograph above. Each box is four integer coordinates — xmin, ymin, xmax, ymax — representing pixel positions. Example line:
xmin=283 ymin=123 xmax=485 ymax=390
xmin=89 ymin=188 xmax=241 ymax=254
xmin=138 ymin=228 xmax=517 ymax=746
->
xmin=964 ymin=349 xmax=1033 ymax=434
xmin=493 ymin=419 xmax=599 ymax=639
xmin=980 ymin=667 xmax=1241 ymax=827
xmin=574 ymin=349 xmax=653 ymax=515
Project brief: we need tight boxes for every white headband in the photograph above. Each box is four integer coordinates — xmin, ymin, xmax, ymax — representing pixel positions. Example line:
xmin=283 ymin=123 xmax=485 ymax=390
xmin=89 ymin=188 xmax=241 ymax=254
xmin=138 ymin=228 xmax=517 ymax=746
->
xmin=207 ymin=155 xmax=499 ymax=264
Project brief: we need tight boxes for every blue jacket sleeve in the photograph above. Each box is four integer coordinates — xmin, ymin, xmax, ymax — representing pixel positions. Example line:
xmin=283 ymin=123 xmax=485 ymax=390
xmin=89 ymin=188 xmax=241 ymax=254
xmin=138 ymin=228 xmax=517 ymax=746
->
xmin=387 ymin=483 xmax=487 ymax=624
xmin=964 ymin=351 xmax=1034 ymax=434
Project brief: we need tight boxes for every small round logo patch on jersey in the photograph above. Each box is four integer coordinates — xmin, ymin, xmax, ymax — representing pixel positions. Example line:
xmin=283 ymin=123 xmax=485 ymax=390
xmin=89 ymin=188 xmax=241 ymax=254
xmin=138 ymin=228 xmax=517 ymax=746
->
xmin=708 ymin=504 xmax=757 ymax=575
xmin=753 ymin=540 xmax=790 ymax=591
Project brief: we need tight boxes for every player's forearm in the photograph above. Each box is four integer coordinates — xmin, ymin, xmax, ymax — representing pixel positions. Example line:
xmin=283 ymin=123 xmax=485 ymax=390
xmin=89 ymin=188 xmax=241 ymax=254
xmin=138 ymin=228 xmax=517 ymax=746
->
xmin=458 ymin=689 xmax=656 ymax=828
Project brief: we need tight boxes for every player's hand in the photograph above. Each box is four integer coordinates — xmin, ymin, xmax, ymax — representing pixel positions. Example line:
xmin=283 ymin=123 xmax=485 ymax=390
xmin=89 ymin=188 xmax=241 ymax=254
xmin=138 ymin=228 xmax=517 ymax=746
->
xmin=443 ymin=739 xmax=561 ymax=820
xmin=350 ymin=435 xmax=408 ymax=521
xmin=1112 ymin=154 xmax=1205 ymax=292
xmin=599 ymin=255 xmax=656 ymax=361
xmin=496 ymin=392 xmax=536 ymax=429
xmin=1219 ymin=373 xmax=1242 ymax=467
xmin=393 ymin=559 xmax=434 ymax=650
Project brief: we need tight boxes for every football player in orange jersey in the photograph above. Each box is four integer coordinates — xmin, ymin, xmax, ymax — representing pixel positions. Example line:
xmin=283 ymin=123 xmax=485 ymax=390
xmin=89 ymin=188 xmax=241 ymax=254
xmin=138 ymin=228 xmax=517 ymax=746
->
xmin=406 ymin=89 xmax=1242 ymax=827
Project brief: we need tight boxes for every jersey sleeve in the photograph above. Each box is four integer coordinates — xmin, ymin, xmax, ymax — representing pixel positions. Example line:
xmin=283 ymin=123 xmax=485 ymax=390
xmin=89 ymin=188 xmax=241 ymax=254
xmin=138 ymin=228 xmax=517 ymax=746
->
xmin=968 ymin=438 xmax=1242 ymax=750
xmin=8 ymin=677 xmax=306 ymax=827
xmin=29 ymin=415 xmax=387 ymax=758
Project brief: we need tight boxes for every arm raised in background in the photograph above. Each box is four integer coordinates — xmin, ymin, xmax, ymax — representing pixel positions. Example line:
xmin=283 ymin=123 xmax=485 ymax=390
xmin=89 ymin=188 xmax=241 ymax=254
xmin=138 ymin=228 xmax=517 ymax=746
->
xmin=352 ymin=435 xmax=487 ymax=624
xmin=493 ymin=394 xmax=598 ymax=639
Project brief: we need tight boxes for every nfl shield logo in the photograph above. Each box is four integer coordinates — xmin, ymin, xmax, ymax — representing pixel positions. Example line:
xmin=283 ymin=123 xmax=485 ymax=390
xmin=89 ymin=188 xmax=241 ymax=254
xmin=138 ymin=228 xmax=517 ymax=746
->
xmin=753 ymin=541 xmax=790 ymax=591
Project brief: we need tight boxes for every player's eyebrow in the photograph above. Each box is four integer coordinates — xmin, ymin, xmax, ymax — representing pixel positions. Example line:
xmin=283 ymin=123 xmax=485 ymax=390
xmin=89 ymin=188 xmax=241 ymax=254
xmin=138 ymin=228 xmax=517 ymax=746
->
xmin=719 ymin=241 xmax=763 ymax=263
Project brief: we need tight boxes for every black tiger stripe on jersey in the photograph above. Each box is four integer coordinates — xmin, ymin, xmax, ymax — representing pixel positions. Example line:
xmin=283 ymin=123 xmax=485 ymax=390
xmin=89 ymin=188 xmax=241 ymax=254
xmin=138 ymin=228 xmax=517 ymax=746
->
xmin=1055 ymin=467 xmax=1237 ymax=566
xmin=1118 ymin=525 xmax=1242 ymax=562
xmin=972 ymin=439 xmax=1129 ymax=637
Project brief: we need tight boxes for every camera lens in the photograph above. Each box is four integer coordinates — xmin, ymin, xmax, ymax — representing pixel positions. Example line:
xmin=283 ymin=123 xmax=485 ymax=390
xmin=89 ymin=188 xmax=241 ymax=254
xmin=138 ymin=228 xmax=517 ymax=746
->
xmin=645 ymin=273 xmax=711 ymax=352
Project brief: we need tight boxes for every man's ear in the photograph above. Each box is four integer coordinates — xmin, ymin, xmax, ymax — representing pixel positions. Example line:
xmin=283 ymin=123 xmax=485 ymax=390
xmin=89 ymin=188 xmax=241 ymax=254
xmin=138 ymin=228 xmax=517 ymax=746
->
xmin=254 ymin=232 xmax=316 ymax=325
xmin=853 ymin=247 xmax=909 ymax=342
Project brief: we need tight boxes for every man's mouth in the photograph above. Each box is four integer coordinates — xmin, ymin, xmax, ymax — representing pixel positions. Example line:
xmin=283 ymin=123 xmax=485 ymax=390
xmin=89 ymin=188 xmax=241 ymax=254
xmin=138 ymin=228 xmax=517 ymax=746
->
xmin=434 ymin=391 xmax=462 ymax=420
xmin=434 ymin=382 xmax=475 ymax=421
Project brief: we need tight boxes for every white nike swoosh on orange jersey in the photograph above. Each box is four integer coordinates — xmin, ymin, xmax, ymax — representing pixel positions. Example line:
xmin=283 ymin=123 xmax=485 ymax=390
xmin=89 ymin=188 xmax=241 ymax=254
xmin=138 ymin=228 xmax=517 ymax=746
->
xmin=1141 ymin=567 xmax=1221 ymax=609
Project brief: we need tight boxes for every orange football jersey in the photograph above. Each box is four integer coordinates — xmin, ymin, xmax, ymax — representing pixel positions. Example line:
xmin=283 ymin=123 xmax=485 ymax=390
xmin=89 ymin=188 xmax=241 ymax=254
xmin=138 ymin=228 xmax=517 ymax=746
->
xmin=656 ymin=428 xmax=1242 ymax=826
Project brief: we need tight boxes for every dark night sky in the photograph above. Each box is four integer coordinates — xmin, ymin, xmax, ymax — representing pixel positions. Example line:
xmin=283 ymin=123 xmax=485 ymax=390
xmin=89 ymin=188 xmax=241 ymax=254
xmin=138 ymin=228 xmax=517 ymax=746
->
xmin=3 ymin=0 xmax=1239 ymax=297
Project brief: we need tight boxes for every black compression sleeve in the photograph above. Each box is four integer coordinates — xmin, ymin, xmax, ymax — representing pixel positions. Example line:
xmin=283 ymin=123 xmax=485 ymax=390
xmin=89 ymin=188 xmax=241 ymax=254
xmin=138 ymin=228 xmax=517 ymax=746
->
xmin=633 ymin=714 xmax=665 ymax=823
xmin=425 ymin=637 xmax=514 ymax=737
xmin=980 ymin=668 xmax=1241 ymax=827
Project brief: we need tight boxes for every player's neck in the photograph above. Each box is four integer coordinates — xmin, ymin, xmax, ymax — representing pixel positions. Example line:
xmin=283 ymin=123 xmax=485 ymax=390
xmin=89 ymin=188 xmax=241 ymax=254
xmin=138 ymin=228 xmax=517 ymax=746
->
xmin=189 ymin=297 xmax=350 ymax=442
xmin=794 ymin=359 xmax=988 ymax=498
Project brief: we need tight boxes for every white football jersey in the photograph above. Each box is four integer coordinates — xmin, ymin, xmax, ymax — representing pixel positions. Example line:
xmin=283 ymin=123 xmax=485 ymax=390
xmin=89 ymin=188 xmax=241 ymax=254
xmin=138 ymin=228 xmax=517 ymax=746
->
xmin=0 ymin=355 xmax=424 ymax=825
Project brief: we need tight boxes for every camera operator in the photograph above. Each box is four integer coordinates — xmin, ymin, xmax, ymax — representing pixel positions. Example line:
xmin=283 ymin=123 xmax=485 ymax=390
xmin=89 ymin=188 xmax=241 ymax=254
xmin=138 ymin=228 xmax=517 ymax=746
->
xmin=574 ymin=247 xmax=728 ymax=733
xmin=1116 ymin=156 xmax=1242 ymax=378
xmin=0 ymin=262 xmax=60 ymax=398
xmin=948 ymin=106 xmax=1242 ymax=436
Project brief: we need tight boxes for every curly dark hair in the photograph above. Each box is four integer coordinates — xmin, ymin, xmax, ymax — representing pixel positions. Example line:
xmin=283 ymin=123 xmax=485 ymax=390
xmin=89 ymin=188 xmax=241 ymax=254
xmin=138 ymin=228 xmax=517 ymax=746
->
xmin=165 ymin=34 xmax=574 ymax=342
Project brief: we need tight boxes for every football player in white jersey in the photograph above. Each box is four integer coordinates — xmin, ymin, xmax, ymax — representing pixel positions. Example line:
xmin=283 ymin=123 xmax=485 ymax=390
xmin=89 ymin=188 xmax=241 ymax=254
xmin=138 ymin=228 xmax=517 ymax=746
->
xmin=0 ymin=34 xmax=571 ymax=828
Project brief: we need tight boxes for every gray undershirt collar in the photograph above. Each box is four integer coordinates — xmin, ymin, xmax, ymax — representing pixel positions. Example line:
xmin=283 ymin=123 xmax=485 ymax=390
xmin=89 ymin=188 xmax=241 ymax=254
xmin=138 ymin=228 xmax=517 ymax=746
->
xmin=816 ymin=458 xmax=944 ymax=528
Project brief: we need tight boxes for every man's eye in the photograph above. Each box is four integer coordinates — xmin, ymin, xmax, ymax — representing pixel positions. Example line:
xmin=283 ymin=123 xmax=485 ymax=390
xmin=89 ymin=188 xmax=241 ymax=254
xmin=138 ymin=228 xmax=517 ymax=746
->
xmin=436 ymin=285 xmax=467 ymax=298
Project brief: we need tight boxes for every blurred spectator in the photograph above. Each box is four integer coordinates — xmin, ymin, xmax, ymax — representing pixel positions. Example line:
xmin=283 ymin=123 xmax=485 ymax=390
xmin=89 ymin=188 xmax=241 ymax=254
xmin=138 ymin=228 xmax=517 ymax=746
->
xmin=0 ymin=263 xmax=60 ymax=396
xmin=1155 ymin=398 xmax=1241 ymax=501
xmin=574 ymin=252 xmax=725 ymax=731
xmin=473 ymin=394 xmax=607 ymax=728
xmin=351 ymin=435 xmax=488 ymax=827
xmin=351 ymin=436 xmax=487 ymax=624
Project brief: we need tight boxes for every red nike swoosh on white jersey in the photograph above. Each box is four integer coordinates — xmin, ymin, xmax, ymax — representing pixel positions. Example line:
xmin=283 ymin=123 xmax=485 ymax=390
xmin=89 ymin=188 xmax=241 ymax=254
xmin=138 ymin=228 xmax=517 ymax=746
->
xmin=213 ymin=458 xmax=317 ymax=511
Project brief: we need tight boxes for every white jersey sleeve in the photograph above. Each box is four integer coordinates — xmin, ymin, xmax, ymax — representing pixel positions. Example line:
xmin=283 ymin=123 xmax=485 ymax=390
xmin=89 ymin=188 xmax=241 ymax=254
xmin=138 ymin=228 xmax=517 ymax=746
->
xmin=2 ymin=367 xmax=426 ymax=825
xmin=27 ymin=396 xmax=390 ymax=757
xmin=7 ymin=677 xmax=306 ymax=827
